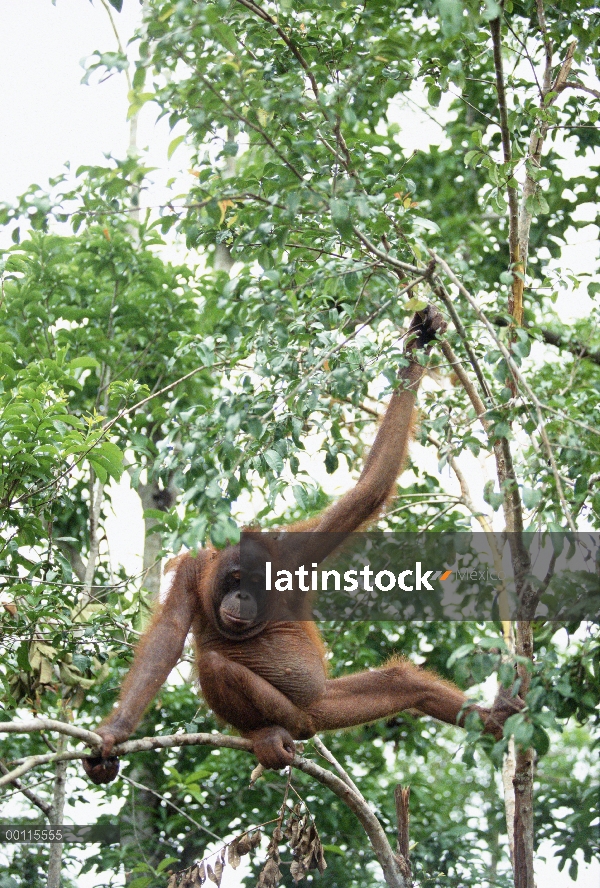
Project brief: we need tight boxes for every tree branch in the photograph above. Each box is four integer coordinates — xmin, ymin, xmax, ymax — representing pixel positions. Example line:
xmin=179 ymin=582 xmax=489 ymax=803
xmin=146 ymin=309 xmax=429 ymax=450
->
xmin=1 ymin=721 xmax=410 ymax=887
xmin=490 ymin=16 xmax=522 ymax=323
xmin=351 ymin=225 xmax=423 ymax=276
xmin=430 ymin=251 xmax=577 ymax=533
xmin=433 ymin=281 xmax=493 ymax=403
xmin=556 ymin=80 xmax=600 ymax=100
xmin=518 ymin=39 xmax=577 ymax=275
xmin=537 ymin=327 xmax=600 ymax=366
xmin=0 ymin=761 xmax=52 ymax=816
xmin=233 ymin=0 xmax=320 ymax=101
xmin=294 ymin=754 xmax=410 ymax=888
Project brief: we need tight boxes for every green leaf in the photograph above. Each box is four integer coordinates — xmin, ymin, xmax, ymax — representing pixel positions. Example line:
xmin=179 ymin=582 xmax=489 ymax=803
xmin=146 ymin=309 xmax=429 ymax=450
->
xmin=522 ymin=487 xmax=542 ymax=509
xmin=330 ymin=199 xmax=349 ymax=224
xmin=405 ymin=296 xmax=428 ymax=311
xmin=96 ymin=441 xmax=124 ymax=480
xmin=264 ymin=449 xmax=283 ymax=473
xmin=127 ymin=878 xmax=152 ymax=888
xmin=427 ymin=85 xmax=442 ymax=108
xmin=213 ymin=23 xmax=239 ymax=53
xmin=438 ymin=0 xmax=464 ymax=34
xmin=132 ymin=65 xmax=146 ymax=91
xmin=511 ymin=718 xmax=534 ymax=748
xmin=87 ymin=457 xmax=108 ymax=484
xmin=293 ymin=484 xmax=308 ymax=509
xmin=167 ymin=134 xmax=186 ymax=160
xmin=483 ymin=481 xmax=504 ymax=511
xmin=156 ymin=857 xmax=179 ymax=874
xmin=68 ymin=356 xmax=100 ymax=370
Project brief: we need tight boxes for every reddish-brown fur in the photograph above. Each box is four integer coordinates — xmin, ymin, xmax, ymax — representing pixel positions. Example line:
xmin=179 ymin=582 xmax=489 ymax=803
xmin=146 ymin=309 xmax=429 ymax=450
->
xmin=83 ymin=307 xmax=521 ymax=783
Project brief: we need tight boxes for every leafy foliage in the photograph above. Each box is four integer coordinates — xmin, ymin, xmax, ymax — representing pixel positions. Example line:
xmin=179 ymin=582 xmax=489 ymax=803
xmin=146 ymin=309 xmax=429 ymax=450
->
xmin=1 ymin=0 xmax=599 ymax=886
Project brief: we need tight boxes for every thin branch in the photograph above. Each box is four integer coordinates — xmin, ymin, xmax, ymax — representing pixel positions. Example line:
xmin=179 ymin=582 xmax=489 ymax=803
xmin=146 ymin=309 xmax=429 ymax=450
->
xmin=431 ymin=252 xmax=577 ymax=532
xmin=433 ymin=281 xmax=494 ymax=403
xmin=99 ymin=0 xmax=132 ymax=91
xmin=535 ymin=0 xmax=553 ymax=87
xmin=537 ymin=327 xmax=600 ymax=367
xmin=351 ymin=226 xmax=423 ymax=277
xmin=294 ymin=754 xmax=409 ymax=888
xmin=121 ymin=773 xmax=222 ymax=842
xmin=233 ymin=0 xmax=320 ymax=101
xmin=312 ymin=736 xmax=363 ymax=799
xmin=518 ymin=40 xmax=577 ymax=274
xmin=556 ymin=80 xmax=600 ymax=99
xmin=0 ymin=729 xmax=253 ymax=787
xmin=0 ymin=761 xmax=52 ymax=816
xmin=0 ymin=719 xmax=103 ymax=745
xmin=447 ymin=87 xmax=498 ymax=129
xmin=490 ymin=15 xmax=522 ymax=324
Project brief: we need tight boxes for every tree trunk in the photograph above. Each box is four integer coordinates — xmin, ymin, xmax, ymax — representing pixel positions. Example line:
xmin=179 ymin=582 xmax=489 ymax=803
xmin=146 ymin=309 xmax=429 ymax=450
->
xmin=46 ymin=733 xmax=67 ymax=888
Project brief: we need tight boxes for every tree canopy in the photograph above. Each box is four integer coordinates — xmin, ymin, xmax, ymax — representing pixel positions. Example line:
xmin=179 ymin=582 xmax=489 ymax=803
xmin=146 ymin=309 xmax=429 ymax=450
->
xmin=0 ymin=1 xmax=599 ymax=887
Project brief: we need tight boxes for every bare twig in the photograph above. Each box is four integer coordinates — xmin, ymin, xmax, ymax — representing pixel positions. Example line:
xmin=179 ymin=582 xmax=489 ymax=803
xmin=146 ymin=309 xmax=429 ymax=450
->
xmin=121 ymin=773 xmax=222 ymax=841
xmin=312 ymin=736 xmax=363 ymax=799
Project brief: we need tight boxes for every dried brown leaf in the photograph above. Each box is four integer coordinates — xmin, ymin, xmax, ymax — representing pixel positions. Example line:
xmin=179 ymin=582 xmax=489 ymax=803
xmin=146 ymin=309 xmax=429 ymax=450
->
xmin=236 ymin=834 xmax=252 ymax=855
xmin=290 ymin=859 xmax=307 ymax=883
xmin=191 ymin=863 xmax=205 ymax=887
xmin=227 ymin=842 xmax=241 ymax=870
xmin=257 ymin=858 xmax=282 ymax=888
xmin=213 ymin=857 xmax=223 ymax=886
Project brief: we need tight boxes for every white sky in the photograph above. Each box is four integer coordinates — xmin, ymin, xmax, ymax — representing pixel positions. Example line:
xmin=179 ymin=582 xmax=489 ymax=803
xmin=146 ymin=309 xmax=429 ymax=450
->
xmin=0 ymin=2 xmax=598 ymax=887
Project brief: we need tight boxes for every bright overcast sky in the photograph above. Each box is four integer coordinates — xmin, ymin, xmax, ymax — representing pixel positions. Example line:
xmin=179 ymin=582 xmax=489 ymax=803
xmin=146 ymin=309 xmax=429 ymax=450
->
xmin=0 ymin=0 xmax=141 ymax=202
xmin=0 ymin=4 xmax=598 ymax=886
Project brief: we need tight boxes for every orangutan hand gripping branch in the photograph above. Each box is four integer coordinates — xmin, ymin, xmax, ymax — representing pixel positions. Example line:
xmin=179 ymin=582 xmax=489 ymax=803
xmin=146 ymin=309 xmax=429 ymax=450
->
xmin=83 ymin=306 xmax=520 ymax=784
